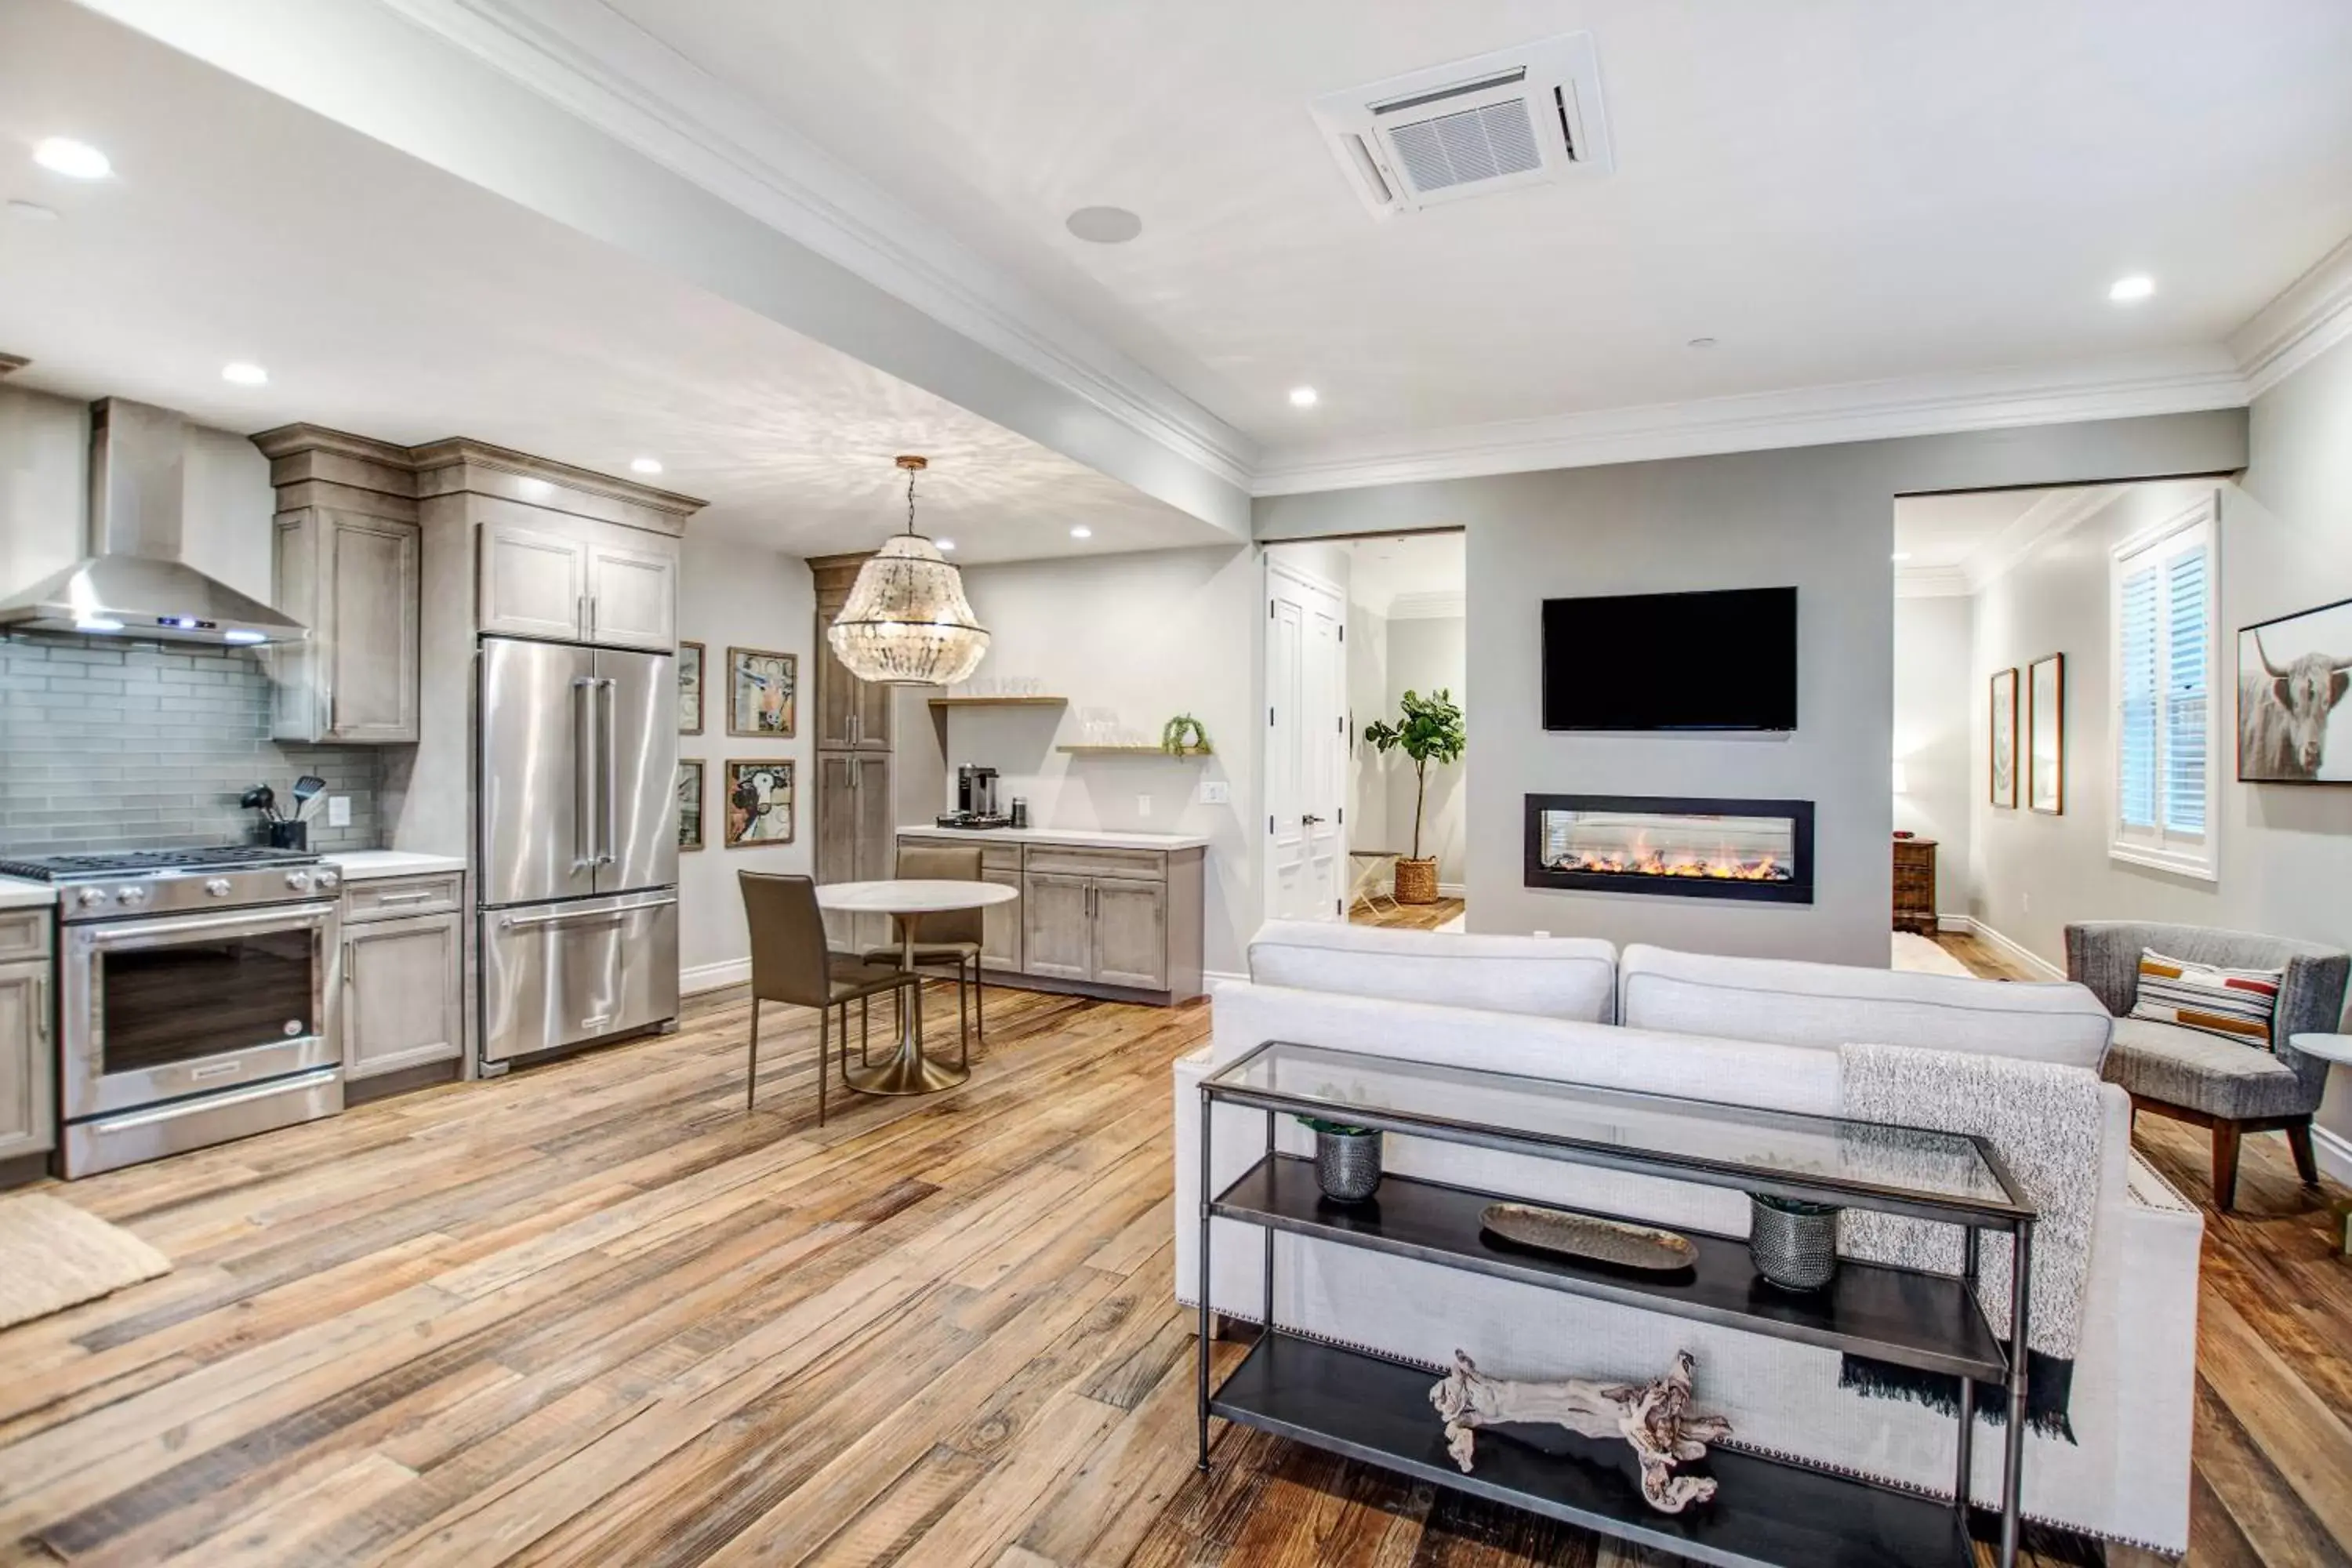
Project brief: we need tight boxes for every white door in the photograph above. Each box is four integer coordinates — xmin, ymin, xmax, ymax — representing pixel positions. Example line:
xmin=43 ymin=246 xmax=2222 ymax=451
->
xmin=1266 ymin=560 xmax=1348 ymax=921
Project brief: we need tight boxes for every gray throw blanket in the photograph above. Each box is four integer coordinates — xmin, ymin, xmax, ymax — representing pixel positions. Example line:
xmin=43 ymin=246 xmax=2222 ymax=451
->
xmin=1835 ymin=1042 xmax=2103 ymax=1436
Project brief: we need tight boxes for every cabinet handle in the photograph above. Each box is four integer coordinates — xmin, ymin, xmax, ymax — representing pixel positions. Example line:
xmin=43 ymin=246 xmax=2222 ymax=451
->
xmin=31 ymin=975 xmax=46 ymax=1046
xmin=372 ymin=890 xmax=441 ymax=906
xmin=590 ymin=596 xmax=600 ymax=641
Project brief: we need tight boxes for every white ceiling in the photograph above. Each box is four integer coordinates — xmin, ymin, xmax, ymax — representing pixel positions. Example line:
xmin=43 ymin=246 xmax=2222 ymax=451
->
xmin=1894 ymin=491 xmax=2060 ymax=573
xmin=601 ymin=0 xmax=2352 ymax=459
xmin=0 ymin=2 xmax=1221 ymax=563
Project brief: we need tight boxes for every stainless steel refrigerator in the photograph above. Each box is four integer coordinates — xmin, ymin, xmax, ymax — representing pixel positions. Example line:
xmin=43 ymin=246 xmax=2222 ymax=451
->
xmin=477 ymin=636 xmax=679 ymax=1067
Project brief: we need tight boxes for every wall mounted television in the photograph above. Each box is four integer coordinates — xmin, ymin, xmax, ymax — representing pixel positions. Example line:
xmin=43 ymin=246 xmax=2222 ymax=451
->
xmin=1542 ymin=586 xmax=1797 ymax=731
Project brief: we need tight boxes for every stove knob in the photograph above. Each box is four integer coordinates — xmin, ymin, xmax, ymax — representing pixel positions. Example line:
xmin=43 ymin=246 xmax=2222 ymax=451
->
xmin=285 ymin=870 xmax=313 ymax=891
xmin=205 ymin=878 xmax=233 ymax=898
xmin=115 ymin=885 xmax=148 ymax=907
xmin=76 ymin=887 xmax=107 ymax=909
xmin=316 ymin=869 xmax=340 ymax=891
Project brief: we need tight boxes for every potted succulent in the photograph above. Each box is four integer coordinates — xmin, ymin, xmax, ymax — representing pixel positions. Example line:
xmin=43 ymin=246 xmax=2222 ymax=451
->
xmin=1363 ymin=688 xmax=1465 ymax=905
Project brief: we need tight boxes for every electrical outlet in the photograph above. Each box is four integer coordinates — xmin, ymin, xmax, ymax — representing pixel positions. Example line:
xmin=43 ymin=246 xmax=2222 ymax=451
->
xmin=1197 ymin=780 xmax=1230 ymax=805
xmin=1137 ymin=793 xmax=1153 ymax=818
xmin=326 ymin=795 xmax=352 ymax=828
xmin=2021 ymin=893 xmax=2031 ymax=913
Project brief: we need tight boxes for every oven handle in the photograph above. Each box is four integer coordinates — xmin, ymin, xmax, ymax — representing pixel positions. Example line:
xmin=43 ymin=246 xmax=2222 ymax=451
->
xmin=495 ymin=891 xmax=677 ymax=931
xmin=76 ymin=902 xmax=338 ymax=949
xmin=88 ymin=1068 xmax=340 ymax=1133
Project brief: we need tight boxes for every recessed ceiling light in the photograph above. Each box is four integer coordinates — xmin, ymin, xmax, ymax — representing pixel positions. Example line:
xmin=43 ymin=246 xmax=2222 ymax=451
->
xmin=1069 ymin=526 xmax=1093 ymax=540
xmin=2108 ymin=274 xmax=2155 ymax=303
xmin=1065 ymin=205 xmax=1142 ymax=244
xmin=5 ymin=198 xmax=58 ymax=221
xmin=629 ymin=456 xmax=663 ymax=475
xmin=220 ymin=361 xmax=268 ymax=387
xmin=1889 ymin=551 xmax=1913 ymax=563
xmin=1288 ymin=387 xmax=1319 ymax=408
xmin=935 ymin=538 xmax=956 ymax=552
xmin=32 ymin=137 xmax=111 ymax=180
xmin=1686 ymin=336 xmax=1719 ymax=350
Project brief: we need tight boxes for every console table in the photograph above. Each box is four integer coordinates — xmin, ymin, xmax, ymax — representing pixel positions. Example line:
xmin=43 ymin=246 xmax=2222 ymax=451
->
xmin=1197 ymin=1041 xmax=2038 ymax=1568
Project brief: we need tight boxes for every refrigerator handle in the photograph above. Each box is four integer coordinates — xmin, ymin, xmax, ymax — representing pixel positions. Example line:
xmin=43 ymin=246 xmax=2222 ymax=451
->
xmin=598 ymin=676 xmax=619 ymax=866
xmin=572 ymin=675 xmax=599 ymax=870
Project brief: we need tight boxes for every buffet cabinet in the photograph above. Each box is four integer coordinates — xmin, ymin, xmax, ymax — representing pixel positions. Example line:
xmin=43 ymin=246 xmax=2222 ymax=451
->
xmin=894 ymin=833 xmax=1206 ymax=1004
xmin=340 ymin=873 xmax=464 ymax=1082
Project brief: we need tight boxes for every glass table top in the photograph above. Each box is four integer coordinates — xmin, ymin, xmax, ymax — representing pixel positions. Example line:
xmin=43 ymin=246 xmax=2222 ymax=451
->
xmin=1207 ymin=1041 xmax=2024 ymax=1217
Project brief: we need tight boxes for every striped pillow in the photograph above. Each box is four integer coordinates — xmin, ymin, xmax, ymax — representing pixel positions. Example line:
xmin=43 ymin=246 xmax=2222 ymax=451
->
xmin=2130 ymin=949 xmax=2283 ymax=1047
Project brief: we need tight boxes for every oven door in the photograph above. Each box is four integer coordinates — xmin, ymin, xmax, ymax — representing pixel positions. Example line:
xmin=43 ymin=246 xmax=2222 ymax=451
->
xmin=63 ymin=901 xmax=342 ymax=1121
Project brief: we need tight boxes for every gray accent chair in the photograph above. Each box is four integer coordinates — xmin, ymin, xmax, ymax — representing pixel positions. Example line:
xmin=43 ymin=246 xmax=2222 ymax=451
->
xmin=2066 ymin=920 xmax=2350 ymax=1211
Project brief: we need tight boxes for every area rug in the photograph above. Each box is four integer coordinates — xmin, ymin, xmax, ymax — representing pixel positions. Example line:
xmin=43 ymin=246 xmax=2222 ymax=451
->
xmin=1891 ymin=931 xmax=1971 ymax=977
xmin=0 ymin=1194 xmax=172 ymax=1329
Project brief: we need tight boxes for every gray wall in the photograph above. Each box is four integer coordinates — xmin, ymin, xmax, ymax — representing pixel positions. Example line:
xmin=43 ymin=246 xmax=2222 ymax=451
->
xmin=1964 ymin=336 xmax=2352 ymax=1147
xmin=1257 ymin=411 xmax=2249 ymax=966
xmin=1893 ymin=593 xmax=1975 ymax=916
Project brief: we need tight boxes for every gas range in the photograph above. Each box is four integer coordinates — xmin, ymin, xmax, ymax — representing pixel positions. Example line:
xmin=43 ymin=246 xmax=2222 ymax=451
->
xmin=0 ymin=845 xmax=339 ymax=922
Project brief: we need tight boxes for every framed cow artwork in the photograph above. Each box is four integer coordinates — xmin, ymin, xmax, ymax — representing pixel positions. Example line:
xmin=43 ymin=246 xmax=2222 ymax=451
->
xmin=2239 ymin=597 xmax=2352 ymax=783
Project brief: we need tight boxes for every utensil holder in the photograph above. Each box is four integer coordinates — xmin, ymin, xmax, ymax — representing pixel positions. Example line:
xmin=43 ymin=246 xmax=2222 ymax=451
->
xmin=267 ymin=821 xmax=309 ymax=851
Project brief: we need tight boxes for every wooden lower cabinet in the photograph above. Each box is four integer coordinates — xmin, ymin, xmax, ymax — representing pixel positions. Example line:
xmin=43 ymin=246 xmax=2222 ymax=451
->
xmin=900 ymin=834 xmax=1203 ymax=1003
xmin=341 ymin=884 xmax=464 ymax=1081
xmin=0 ymin=958 xmax=53 ymax=1162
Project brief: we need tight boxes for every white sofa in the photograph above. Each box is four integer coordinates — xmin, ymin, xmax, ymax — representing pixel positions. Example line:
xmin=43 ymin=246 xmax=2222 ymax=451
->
xmin=1174 ymin=923 xmax=2202 ymax=1553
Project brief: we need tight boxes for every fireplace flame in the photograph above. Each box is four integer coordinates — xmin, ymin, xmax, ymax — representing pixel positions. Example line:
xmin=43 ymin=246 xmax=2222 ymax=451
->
xmin=1546 ymin=843 xmax=1788 ymax=882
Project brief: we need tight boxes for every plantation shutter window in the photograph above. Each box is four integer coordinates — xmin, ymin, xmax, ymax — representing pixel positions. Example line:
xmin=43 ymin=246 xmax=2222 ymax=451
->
xmin=2109 ymin=496 xmax=2219 ymax=879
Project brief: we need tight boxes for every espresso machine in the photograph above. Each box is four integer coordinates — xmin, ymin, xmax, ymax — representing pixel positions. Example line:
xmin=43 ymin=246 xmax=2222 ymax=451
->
xmin=938 ymin=764 xmax=1011 ymax=829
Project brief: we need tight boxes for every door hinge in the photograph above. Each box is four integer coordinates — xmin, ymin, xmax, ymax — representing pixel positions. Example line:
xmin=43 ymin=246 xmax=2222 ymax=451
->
xmin=1335 ymin=897 xmax=1342 ymax=914
xmin=1268 ymin=706 xmax=1275 ymax=727
xmin=1336 ymin=715 xmax=1345 ymax=733
xmin=1338 ymin=807 xmax=1345 ymax=826
xmin=1268 ymin=815 xmax=1276 ymax=835
xmin=1338 ymin=625 xmax=1344 ymax=642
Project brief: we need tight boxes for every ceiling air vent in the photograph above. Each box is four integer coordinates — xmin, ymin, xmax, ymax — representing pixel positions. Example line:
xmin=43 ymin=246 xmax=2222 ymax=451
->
xmin=1312 ymin=34 xmax=1613 ymax=220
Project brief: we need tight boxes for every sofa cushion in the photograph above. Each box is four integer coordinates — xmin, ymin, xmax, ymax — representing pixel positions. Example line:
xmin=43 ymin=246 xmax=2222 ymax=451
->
xmin=1247 ymin=920 xmax=1617 ymax=1022
xmin=2105 ymin=1016 xmax=2310 ymax=1120
xmin=1620 ymin=944 xmax=2111 ymax=1070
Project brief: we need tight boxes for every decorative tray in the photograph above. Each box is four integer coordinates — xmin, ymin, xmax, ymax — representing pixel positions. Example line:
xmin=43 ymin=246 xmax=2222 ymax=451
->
xmin=1479 ymin=1202 xmax=1698 ymax=1272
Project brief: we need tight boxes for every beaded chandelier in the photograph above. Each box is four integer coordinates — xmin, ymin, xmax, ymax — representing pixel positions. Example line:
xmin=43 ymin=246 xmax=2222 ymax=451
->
xmin=826 ymin=455 xmax=990 ymax=686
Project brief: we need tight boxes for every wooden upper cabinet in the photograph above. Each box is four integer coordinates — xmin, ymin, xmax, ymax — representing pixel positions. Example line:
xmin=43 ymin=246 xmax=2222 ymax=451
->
xmin=270 ymin=507 xmax=421 ymax=744
xmin=478 ymin=519 xmax=588 ymax=640
xmin=811 ymin=555 xmax=891 ymax=750
xmin=477 ymin=514 xmax=678 ymax=648
xmin=585 ymin=535 xmax=677 ymax=650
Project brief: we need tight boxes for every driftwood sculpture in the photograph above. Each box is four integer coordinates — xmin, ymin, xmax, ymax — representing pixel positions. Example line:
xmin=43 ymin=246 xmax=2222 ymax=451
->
xmin=1428 ymin=1349 xmax=1733 ymax=1513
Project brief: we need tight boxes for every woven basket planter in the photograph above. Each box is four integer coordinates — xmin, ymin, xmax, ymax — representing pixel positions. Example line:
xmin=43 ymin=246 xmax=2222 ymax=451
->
xmin=1393 ymin=857 xmax=1440 ymax=905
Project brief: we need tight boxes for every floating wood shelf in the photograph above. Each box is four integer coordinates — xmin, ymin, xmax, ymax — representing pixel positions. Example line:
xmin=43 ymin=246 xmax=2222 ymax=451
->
xmin=926 ymin=695 xmax=1069 ymax=710
xmin=1055 ymin=745 xmax=1213 ymax=757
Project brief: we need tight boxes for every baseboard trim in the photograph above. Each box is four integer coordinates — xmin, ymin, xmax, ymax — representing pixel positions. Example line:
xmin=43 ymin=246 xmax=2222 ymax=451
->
xmin=1936 ymin=913 xmax=1972 ymax=934
xmin=1204 ymin=968 xmax=1249 ymax=991
xmin=2311 ymin=1124 xmax=2352 ymax=1188
xmin=681 ymin=957 xmax=750 ymax=996
xmin=1958 ymin=918 xmax=2064 ymax=981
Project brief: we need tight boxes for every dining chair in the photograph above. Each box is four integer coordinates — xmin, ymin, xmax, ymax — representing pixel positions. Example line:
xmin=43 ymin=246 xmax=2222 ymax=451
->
xmin=863 ymin=844 xmax=986 ymax=1068
xmin=739 ymin=871 xmax=919 ymax=1123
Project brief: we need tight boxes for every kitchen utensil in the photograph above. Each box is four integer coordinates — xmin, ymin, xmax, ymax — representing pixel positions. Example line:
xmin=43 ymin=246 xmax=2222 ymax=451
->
xmin=240 ymin=784 xmax=278 ymax=822
xmin=289 ymin=775 xmax=326 ymax=818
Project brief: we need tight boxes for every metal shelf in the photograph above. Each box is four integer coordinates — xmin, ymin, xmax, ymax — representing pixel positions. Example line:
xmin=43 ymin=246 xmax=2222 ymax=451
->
xmin=1054 ymin=745 xmax=1213 ymax=757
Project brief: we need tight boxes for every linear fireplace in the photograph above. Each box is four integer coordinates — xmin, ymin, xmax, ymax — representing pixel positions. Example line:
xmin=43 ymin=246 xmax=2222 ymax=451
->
xmin=1524 ymin=794 xmax=1815 ymax=904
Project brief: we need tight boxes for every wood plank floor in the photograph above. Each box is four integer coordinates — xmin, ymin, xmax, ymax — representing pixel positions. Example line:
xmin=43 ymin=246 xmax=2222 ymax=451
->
xmin=1351 ymin=896 xmax=1465 ymax=932
xmin=2 ymin=956 xmax=2347 ymax=1565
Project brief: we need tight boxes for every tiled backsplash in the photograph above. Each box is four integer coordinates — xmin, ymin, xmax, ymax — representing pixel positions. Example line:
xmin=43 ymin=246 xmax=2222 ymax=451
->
xmin=0 ymin=631 xmax=384 ymax=855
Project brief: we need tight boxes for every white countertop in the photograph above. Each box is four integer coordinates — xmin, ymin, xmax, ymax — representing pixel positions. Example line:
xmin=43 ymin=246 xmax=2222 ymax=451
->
xmin=897 ymin=824 xmax=1213 ymax=851
xmin=816 ymin=878 xmax=1023 ymax=913
xmin=323 ymin=850 xmax=469 ymax=881
xmin=0 ymin=876 xmax=56 ymax=909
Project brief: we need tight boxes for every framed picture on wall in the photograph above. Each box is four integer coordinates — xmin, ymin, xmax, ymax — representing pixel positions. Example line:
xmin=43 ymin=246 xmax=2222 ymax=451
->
xmin=1989 ymin=667 xmax=2019 ymax=808
xmin=2238 ymin=595 xmax=2352 ymax=783
xmin=678 ymin=641 xmax=705 ymax=735
xmin=724 ymin=760 xmax=795 ymax=848
xmin=728 ymin=648 xmax=797 ymax=738
xmin=676 ymin=760 xmax=704 ymax=851
xmin=2028 ymin=654 xmax=2065 ymax=814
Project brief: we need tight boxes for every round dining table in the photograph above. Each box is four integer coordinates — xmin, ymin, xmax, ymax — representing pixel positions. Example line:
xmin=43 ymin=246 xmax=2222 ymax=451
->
xmin=815 ymin=878 xmax=1021 ymax=1095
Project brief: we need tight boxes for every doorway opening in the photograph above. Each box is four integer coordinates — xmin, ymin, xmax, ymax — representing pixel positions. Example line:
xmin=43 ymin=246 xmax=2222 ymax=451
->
xmin=1261 ymin=532 xmax=1466 ymax=932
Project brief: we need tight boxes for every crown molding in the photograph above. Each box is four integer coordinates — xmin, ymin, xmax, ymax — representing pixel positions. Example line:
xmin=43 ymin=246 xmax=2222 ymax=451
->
xmin=1957 ymin=483 xmax=2123 ymax=593
xmin=1387 ymin=590 xmax=1466 ymax=620
xmin=2228 ymin=233 xmax=2352 ymax=399
xmin=372 ymin=0 xmax=1257 ymax=490
xmin=1893 ymin=565 xmax=1971 ymax=599
xmin=1251 ymin=351 xmax=2246 ymax=496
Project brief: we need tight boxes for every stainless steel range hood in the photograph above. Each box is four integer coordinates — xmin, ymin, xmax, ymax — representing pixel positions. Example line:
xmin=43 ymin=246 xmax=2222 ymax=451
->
xmin=0 ymin=397 xmax=309 ymax=646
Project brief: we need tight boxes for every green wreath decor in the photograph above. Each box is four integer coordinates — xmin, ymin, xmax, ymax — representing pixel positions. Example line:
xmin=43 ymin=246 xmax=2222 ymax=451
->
xmin=1160 ymin=713 xmax=1211 ymax=756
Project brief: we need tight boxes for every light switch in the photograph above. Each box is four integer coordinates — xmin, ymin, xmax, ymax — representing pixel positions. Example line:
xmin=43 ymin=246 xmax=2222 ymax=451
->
xmin=1197 ymin=781 xmax=1231 ymax=805
xmin=327 ymin=795 xmax=352 ymax=828
xmin=1137 ymin=793 xmax=1153 ymax=818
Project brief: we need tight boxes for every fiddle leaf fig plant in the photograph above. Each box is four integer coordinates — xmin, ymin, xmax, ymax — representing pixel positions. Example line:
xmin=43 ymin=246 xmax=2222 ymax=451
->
xmin=1362 ymin=687 xmax=1465 ymax=862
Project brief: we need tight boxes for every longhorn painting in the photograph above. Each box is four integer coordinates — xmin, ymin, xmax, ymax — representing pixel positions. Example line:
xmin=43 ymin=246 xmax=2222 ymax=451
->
xmin=2239 ymin=598 xmax=2352 ymax=783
